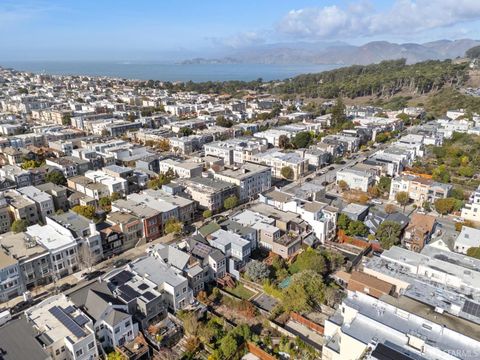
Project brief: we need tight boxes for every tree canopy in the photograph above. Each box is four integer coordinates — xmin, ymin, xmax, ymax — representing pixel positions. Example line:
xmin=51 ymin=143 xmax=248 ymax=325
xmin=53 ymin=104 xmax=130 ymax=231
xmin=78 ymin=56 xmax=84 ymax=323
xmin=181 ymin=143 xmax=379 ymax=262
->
xmin=11 ymin=219 xmax=28 ymax=233
xmin=280 ymin=166 xmax=294 ymax=180
xmin=223 ymin=195 xmax=238 ymax=210
xmin=244 ymin=260 xmax=270 ymax=282
xmin=375 ymin=221 xmax=402 ymax=249
xmin=45 ymin=171 xmax=67 ymax=186
xmin=72 ymin=205 xmax=96 ymax=220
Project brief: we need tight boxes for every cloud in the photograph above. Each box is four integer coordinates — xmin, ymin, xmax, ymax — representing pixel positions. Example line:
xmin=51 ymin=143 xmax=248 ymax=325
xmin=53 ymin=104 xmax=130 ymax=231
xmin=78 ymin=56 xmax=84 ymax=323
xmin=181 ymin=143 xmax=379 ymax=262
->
xmin=208 ymin=31 xmax=266 ymax=49
xmin=277 ymin=0 xmax=480 ymax=40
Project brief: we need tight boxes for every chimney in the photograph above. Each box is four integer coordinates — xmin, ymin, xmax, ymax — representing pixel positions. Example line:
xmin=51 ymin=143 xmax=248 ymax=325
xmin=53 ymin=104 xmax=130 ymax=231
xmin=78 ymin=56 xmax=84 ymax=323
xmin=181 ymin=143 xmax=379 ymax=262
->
xmin=89 ymin=221 xmax=97 ymax=235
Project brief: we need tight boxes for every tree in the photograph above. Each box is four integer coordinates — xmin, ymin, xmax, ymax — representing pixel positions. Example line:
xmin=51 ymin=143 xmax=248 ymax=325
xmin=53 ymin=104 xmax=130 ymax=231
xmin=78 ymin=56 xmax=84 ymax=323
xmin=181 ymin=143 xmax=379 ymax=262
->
xmin=106 ymin=351 xmax=126 ymax=360
xmin=72 ymin=205 xmax=96 ymax=220
xmin=450 ymin=188 xmax=465 ymax=201
xmin=395 ymin=191 xmax=410 ymax=211
xmin=62 ymin=114 xmax=72 ymax=126
xmin=458 ymin=166 xmax=474 ymax=177
xmin=278 ymin=134 xmax=290 ymax=149
xmin=375 ymin=132 xmax=391 ymax=143
xmin=423 ymin=201 xmax=432 ymax=212
xmin=219 ymin=334 xmax=237 ymax=359
xmin=182 ymin=311 xmax=200 ymax=336
xmin=432 ymin=165 xmax=450 ymax=183
xmin=98 ymin=197 xmax=112 ymax=212
xmin=157 ymin=138 xmax=170 ymax=152
xmin=467 ymin=247 xmax=480 ymax=259
xmin=280 ymin=166 xmax=294 ymax=180
xmin=377 ymin=176 xmax=392 ymax=194
xmin=346 ymin=220 xmax=369 ymax=237
xmin=338 ymin=180 xmax=349 ymax=191
xmin=110 ymin=192 xmax=121 ymax=201
xmin=292 ymin=131 xmax=312 ymax=149
xmin=282 ymin=270 xmax=326 ymax=312
xmin=179 ymin=127 xmax=193 ymax=136
xmin=11 ymin=219 xmax=28 ymax=233
xmin=244 ymin=260 xmax=270 ymax=282
xmin=289 ymin=247 xmax=326 ymax=275
xmin=376 ymin=221 xmax=402 ymax=250
xmin=164 ymin=218 xmax=183 ymax=235
xmin=45 ymin=171 xmax=66 ymax=186
xmin=331 ymin=97 xmax=346 ymax=127
xmin=216 ymin=115 xmax=233 ymax=128
xmin=368 ymin=186 xmax=380 ymax=198
xmin=384 ymin=204 xmax=397 ymax=214
xmin=434 ymin=197 xmax=461 ymax=215
xmin=337 ymin=213 xmax=350 ymax=230
xmin=21 ymin=160 xmax=42 ymax=170
xmin=223 ymin=195 xmax=238 ymax=210
xmin=203 ymin=209 xmax=212 ymax=218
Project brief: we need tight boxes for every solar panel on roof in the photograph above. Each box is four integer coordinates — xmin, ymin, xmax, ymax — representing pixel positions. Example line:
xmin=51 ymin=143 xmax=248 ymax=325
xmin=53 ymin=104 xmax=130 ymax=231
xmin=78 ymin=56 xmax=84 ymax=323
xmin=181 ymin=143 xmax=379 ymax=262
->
xmin=462 ymin=300 xmax=480 ymax=317
xmin=74 ymin=314 xmax=89 ymax=327
xmin=143 ymin=291 xmax=156 ymax=301
xmin=49 ymin=306 xmax=86 ymax=338
xmin=118 ymin=284 xmax=140 ymax=302
xmin=64 ymin=305 xmax=75 ymax=314
xmin=138 ymin=283 xmax=149 ymax=291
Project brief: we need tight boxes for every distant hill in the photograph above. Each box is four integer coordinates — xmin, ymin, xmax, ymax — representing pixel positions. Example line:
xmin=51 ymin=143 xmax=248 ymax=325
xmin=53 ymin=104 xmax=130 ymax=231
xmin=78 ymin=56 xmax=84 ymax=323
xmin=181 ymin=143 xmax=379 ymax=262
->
xmin=182 ymin=39 xmax=480 ymax=65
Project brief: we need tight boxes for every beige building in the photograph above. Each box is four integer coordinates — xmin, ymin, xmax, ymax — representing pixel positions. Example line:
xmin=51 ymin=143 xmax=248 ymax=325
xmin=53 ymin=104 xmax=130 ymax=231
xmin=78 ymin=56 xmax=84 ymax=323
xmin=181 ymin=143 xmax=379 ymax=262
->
xmin=4 ymin=189 xmax=40 ymax=225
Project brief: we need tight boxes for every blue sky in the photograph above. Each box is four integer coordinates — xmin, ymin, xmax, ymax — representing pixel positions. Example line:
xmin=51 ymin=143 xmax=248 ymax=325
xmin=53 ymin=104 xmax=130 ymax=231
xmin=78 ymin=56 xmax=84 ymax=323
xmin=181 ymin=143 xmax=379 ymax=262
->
xmin=1 ymin=0 xmax=480 ymax=61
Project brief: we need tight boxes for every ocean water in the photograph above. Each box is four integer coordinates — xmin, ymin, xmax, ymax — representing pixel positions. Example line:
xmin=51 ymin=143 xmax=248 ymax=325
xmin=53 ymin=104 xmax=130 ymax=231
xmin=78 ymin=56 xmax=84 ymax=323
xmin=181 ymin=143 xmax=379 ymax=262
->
xmin=0 ymin=61 xmax=340 ymax=82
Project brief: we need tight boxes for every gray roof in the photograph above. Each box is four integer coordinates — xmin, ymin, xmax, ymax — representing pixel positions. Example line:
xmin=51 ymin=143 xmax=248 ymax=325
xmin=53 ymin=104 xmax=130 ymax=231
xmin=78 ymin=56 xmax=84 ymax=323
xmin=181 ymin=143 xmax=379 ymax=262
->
xmin=153 ymin=244 xmax=190 ymax=271
xmin=84 ymin=288 xmax=126 ymax=325
xmin=130 ymin=256 xmax=186 ymax=287
xmin=0 ymin=316 xmax=50 ymax=360
xmin=50 ymin=210 xmax=91 ymax=238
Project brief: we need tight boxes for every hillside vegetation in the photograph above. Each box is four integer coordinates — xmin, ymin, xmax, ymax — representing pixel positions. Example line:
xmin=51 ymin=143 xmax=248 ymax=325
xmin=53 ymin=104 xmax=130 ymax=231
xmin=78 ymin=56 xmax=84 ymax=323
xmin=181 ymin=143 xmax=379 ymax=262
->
xmin=272 ymin=59 xmax=469 ymax=99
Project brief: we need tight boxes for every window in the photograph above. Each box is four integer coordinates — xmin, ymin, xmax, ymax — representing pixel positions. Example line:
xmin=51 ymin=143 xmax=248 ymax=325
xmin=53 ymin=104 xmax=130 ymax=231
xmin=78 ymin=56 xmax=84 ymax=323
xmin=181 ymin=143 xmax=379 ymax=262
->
xmin=115 ymin=327 xmax=120 ymax=334
xmin=76 ymin=349 xmax=83 ymax=357
xmin=88 ymin=342 xmax=95 ymax=350
xmin=55 ymin=349 xmax=60 ymax=356
xmin=124 ymin=321 xmax=130 ymax=328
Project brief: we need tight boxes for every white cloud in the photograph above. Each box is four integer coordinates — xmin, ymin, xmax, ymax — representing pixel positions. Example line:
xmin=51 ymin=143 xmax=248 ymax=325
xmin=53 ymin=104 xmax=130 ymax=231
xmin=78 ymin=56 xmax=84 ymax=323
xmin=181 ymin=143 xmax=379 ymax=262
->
xmin=277 ymin=0 xmax=480 ymax=40
xmin=209 ymin=31 xmax=266 ymax=49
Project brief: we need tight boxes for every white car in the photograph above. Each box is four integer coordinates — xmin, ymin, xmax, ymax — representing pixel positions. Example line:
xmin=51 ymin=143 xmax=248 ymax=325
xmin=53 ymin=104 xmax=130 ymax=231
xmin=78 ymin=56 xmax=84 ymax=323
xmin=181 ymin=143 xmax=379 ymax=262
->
xmin=371 ymin=199 xmax=383 ymax=205
xmin=453 ymin=217 xmax=464 ymax=223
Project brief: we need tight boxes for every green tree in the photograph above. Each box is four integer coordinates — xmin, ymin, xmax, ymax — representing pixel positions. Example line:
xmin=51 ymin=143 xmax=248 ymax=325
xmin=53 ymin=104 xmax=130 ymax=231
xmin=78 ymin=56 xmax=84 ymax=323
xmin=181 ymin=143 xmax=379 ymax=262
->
xmin=110 ymin=192 xmax=121 ymax=201
xmin=106 ymin=351 xmax=126 ymax=360
xmin=45 ymin=171 xmax=67 ymax=186
xmin=331 ymin=97 xmax=346 ymax=127
xmin=179 ymin=127 xmax=193 ymax=136
xmin=280 ymin=166 xmax=294 ymax=180
xmin=338 ymin=179 xmax=349 ymax=191
xmin=432 ymin=165 xmax=450 ymax=183
xmin=282 ymin=270 xmax=326 ymax=312
xmin=11 ymin=219 xmax=29 ymax=233
xmin=244 ymin=260 xmax=270 ymax=282
xmin=377 ymin=176 xmax=392 ymax=194
xmin=337 ymin=213 xmax=350 ymax=230
xmin=346 ymin=220 xmax=369 ymax=237
xmin=98 ymin=197 xmax=112 ymax=211
xmin=278 ymin=135 xmax=290 ymax=149
xmin=223 ymin=195 xmax=238 ymax=210
xmin=375 ymin=132 xmax=391 ymax=143
xmin=215 ymin=115 xmax=234 ymax=128
xmin=164 ymin=218 xmax=183 ymax=235
xmin=202 ymin=209 xmax=212 ymax=218
xmin=450 ymin=188 xmax=465 ymax=201
xmin=62 ymin=114 xmax=72 ymax=126
xmin=72 ymin=205 xmax=96 ymax=220
xmin=434 ymin=197 xmax=461 ymax=215
xmin=21 ymin=160 xmax=42 ymax=170
xmin=219 ymin=334 xmax=238 ymax=359
xmin=292 ymin=131 xmax=312 ymax=149
xmin=395 ymin=191 xmax=410 ymax=211
xmin=458 ymin=166 xmax=475 ymax=177
xmin=289 ymin=247 xmax=326 ymax=275
xmin=467 ymin=247 xmax=480 ymax=259
xmin=376 ymin=221 xmax=402 ymax=250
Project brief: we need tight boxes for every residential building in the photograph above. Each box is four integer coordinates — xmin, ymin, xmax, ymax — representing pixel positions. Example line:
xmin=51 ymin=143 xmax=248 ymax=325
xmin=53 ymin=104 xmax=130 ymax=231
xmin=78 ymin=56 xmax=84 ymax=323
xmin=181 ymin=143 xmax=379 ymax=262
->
xmin=323 ymin=290 xmax=480 ymax=360
xmin=461 ymin=185 xmax=480 ymax=223
xmin=336 ymin=167 xmax=374 ymax=192
xmin=403 ymin=213 xmax=436 ymax=252
xmin=249 ymin=149 xmax=308 ymax=180
xmin=390 ymin=174 xmax=452 ymax=206
xmin=4 ymin=189 xmax=40 ymax=226
xmin=46 ymin=156 xmax=90 ymax=178
xmin=100 ymin=211 xmax=144 ymax=257
xmin=204 ymin=137 xmax=268 ymax=165
xmin=454 ymin=226 xmax=480 ymax=254
xmin=174 ymin=177 xmax=237 ymax=212
xmin=158 ymin=158 xmax=203 ymax=178
xmin=213 ymin=162 xmax=271 ymax=202
xmin=17 ymin=185 xmax=55 ymax=223
xmin=25 ymin=294 xmax=99 ymax=360
xmin=0 ymin=194 xmax=12 ymax=234
xmin=0 ymin=250 xmax=23 ymax=302
xmin=37 ymin=182 xmax=69 ymax=212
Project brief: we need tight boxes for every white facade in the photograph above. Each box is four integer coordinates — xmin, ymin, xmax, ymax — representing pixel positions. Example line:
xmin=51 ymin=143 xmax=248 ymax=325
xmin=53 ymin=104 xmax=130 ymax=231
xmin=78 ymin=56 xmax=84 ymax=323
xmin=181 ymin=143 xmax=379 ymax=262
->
xmin=336 ymin=168 xmax=374 ymax=192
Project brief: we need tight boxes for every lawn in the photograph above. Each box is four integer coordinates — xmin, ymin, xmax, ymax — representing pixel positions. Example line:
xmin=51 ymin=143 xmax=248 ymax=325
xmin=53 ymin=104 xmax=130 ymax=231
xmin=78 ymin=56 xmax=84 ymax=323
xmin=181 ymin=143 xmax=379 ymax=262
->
xmin=226 ymin=283 xmax=255 ymax=300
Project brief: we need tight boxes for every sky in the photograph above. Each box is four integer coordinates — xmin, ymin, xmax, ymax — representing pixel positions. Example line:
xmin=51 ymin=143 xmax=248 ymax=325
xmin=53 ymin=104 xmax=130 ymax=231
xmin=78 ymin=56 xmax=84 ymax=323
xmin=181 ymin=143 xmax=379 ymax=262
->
xmin=1 ymin=0 xmax=480 ymax=61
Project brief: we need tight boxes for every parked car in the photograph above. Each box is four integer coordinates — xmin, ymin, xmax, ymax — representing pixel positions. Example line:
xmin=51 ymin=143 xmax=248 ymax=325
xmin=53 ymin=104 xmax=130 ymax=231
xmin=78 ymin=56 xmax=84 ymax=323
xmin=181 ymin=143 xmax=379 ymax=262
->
xmin=453 ymin=217 xmax=464 ymax=223
xmin=82 ymin=270 xmax=105 ymax=281
xmin=328 ymin=166 xmax=335 ymax=171
xmin=371 ymin=199 xmax=383 ymax=205
xmin=113 ymin=258 xmax=131 ymax=268
xmin=58 ymin=283 xmax=73 ymax=292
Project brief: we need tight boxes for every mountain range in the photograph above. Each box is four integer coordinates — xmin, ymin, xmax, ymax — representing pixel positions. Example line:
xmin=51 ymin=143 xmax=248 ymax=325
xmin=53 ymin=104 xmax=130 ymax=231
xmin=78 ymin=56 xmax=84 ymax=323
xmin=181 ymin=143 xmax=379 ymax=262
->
xmin=181 ymin=39 xmax=480 ymax=65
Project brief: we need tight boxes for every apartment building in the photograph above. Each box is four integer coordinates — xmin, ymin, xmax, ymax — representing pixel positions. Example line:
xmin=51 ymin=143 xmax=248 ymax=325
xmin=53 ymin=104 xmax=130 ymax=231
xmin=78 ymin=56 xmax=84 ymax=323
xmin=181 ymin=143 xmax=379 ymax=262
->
xmin=101 ymin=211 xmax=144 ymax=257
xmin=0 ymin=250 xmax=23 ymax=302
xmin=461 ymin=185 xmax=480 ymax=223
xmin=390 ymin=174 xmax=452 ymax=206
xmin=112 ymin=199 xmax=162 ymax=241
xmin=46 ymin=156 xmax=90 ymax=178
xmin=25 ymin=294 xmax=99 ymax=360
xmin=336 ymin=167 xmax=374 ymax=192
xmin=159 ymin=158 xmax=203 ymax=178
xmin=204 ymin=137 xmax=268 ymax=165
xmin=213 ymin=162 xmax=271 ymax=202
xmin=175 ymin=177 xmax=238 ymax=212
xmin=36 ymin=182 xmax=69 ymax=212
xmin=4 ymin=189 xmax=40 ymax=225
xmin=323 ymin=290 xmax=480 ymax=360
xmin=0 ymin=195 xmax=12 ymax=234
xmin=17 ymin=186 xmax=55 ymax=223
xmin=249 ymin=149 xmax=308 ymax=181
